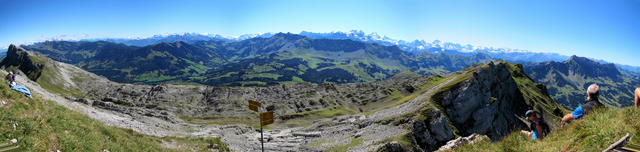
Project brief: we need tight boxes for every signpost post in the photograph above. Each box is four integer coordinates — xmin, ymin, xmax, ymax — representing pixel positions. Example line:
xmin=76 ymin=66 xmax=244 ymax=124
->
xmin=248 ymin=100 xmax=273 ymax=152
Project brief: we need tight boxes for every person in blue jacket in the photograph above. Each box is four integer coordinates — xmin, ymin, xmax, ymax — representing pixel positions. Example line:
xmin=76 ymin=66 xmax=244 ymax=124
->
xmin=561 ymin=84 xmax=604 ymax=126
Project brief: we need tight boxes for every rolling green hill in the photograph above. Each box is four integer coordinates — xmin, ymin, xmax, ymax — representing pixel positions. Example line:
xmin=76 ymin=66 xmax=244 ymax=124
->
xmin=20 ymin=33 xmax=493 ymax=86
xmin=523 ymin=55 xmax=640 ymax=109
xmin=23 ymin=41 xmax=211 ymax=84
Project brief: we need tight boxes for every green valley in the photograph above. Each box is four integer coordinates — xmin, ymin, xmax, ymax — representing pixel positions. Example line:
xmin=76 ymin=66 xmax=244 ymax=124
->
xmin=21 ymin=33 xmax=492 ymax=86
xmin=524 ymin=55 xmax=640 ymax=109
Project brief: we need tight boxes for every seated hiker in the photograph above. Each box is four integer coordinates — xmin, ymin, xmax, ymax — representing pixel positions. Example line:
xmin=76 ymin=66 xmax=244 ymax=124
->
xmin=635 ymin=88 xmax=640 ymax=109
xmin=5 ymin=71 xmax=12 ymax=81
xmin=5 ymin=71 xmax=15 ymax=85
xmin=561 ymin=84 xmax=605 ymax=126
xmin=520 ymin=110 xmax=550 ymax=140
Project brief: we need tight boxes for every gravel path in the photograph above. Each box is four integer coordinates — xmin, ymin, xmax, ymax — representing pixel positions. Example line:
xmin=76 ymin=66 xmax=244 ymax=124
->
xmin=368 ymin=76 xmax=458 ymax=121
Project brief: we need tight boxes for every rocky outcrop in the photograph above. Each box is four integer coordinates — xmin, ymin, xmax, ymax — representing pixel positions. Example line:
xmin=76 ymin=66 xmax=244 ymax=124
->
xmin=435 ymin=133 xmax=489 ymax=151
xmin=433 ymin=61 xmax=564 ymax=141
xmin=376 ymin=141 xmax=406 ymax=152
xmin=412 ymin=120 xmax=437 ymax=150
xmin=0 ymin=44 xmax=44 ymax=81
xmin=439 ymin=62 xmax=529 ymax=140
xmin=411 ymin=109 xmax=455 ymax=151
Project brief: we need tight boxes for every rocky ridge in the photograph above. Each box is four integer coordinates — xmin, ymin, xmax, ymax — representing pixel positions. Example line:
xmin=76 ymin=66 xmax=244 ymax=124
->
xmin=432 ymin=61 xmax=566 ymax=140
xmin=0 ymin=44 xmax=44 ymax=81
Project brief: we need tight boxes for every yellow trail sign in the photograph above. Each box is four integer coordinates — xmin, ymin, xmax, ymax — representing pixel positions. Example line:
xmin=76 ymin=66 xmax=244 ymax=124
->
xmin=248 ymin=100 xmax=261 ymax=112
xmin=260 ymin=111 xmax=274 ymax=126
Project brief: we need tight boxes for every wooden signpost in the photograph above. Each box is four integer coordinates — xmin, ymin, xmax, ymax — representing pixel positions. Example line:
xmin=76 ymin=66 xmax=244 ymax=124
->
xmin=249 ymin=100 xmax=261 ymax=112
xmin=248 ymin=100 xmax=273 ymax=152
xmin=260 ymin=111 xmax=274 ymax=126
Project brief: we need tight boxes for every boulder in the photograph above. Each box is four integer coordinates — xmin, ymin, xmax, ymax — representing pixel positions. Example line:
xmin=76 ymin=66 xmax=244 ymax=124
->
xmin=436 ymin=134 xmax=489 ymax=151
xmin=412 ymin=120 xmax=436 ymax=151
xmin=411 ymin=109 xmax=455 ymax=151
xmin=429 ymin=109 xmax=455 ymax=142
xmin=376 ymin=141 xmax=406 ymax=152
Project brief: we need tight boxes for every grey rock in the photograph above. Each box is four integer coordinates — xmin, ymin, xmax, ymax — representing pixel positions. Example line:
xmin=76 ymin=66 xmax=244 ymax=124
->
xmin=412 ymin=120 xmax=436 ymax=151
xmin=436 ymin=134 xmax=489 ymax=151
xmin=292 ymin=132 xmax=321 ymax=137
xmin=353 ymin=132 xmax=362 ymax=138
xmin=428 ymin=109 xmax=455 ymax=143
xmin=377 ymin=141 xmax=406 ymax=152
xmin=439 ymin=62 xmax=531 ymax=140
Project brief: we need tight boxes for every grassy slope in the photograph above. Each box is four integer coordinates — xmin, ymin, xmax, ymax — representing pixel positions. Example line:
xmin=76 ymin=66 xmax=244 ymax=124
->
xmin=0 ymin=79 xmax=229 ymax=151
xmin=29 ymin=55 xmax=84 ymax=98
xmin=505 ymin=63 xmax=569 ymax=117
xmin=452 ymin=107 xmax=640 ymax=152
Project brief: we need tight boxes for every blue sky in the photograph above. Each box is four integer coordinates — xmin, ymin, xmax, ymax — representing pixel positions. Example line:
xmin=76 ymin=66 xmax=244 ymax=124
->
xmin=1 ymin=0 xmax=639 ymax=66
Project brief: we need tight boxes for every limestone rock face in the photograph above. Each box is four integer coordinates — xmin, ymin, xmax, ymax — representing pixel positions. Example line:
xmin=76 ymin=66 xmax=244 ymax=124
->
xmin=429 ymin=110 xmax=455 ymax=142
xmin=0 ymin=44 xmax=44 ymax=81
xmin=432 ymin=61 xmax=566 ymax=143
xmin=411 ymin=109 xmax=455 ymax=151
xmin=438 ymin=62 xmax=531 ymax=140
xmin=412 ymin=120 xmax=437 ymax=151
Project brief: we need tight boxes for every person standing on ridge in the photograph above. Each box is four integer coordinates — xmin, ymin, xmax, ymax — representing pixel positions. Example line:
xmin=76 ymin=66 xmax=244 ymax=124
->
xmin=561 ymin=84 xmax=605 ymax=126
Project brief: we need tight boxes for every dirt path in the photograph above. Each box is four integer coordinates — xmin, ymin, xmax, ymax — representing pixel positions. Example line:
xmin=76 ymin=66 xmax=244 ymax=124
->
xmin=368 ymin=76 xmax=458 ymax=121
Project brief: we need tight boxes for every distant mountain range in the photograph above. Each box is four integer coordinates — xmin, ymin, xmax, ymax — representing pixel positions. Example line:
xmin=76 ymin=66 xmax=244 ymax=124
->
xmin=86 ymin=33 xmax=275 ymax=47
xmin=75 ymin=30 xmax=638 ymax=74
xmin=524 ymin=55 xmax=640 ymax=109
xmin=21 ymin=33 xmax=492 ymax=86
